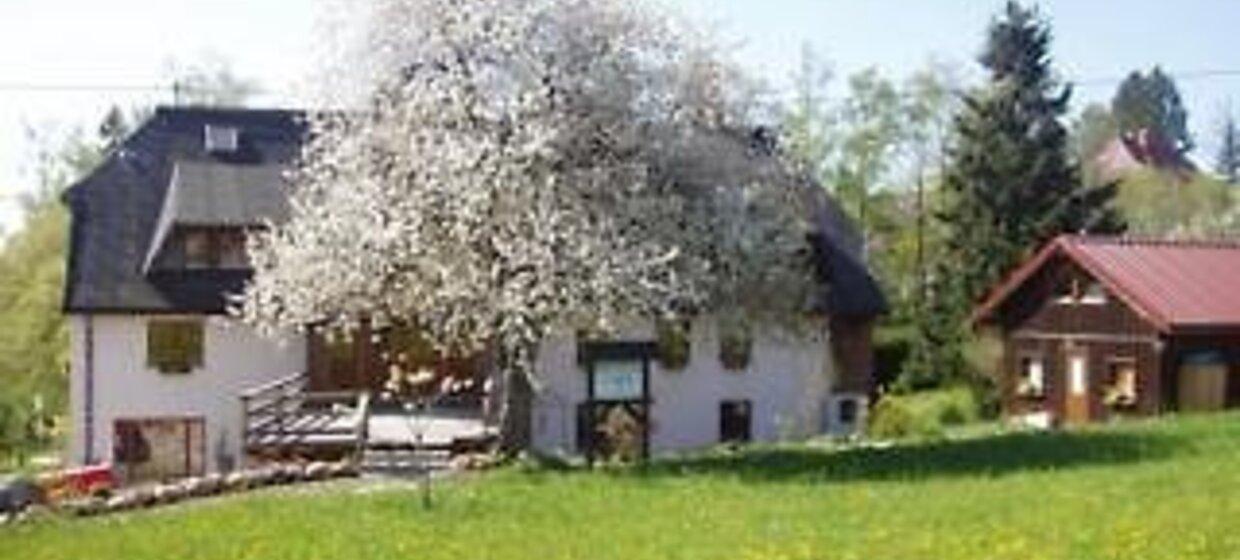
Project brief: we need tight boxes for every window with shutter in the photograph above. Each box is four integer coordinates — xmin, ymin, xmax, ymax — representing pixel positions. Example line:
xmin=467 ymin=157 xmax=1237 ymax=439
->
xmin=1016 ymin=354 xmax=1045 ymax=397
xmin=183 ymin=230 xmax=213 ymax=269
xmin=217 ymin=230 xmax=248 ymax=269
xmin=147 ymin=320 xmax=205 ymax=374
xmin=1104 ymin=358 xmax=1138 ymax=408
xmin=656 ymin=319 xmax=691 ymax=371
xmin=718 ymin=318 xmax=753 ymax=371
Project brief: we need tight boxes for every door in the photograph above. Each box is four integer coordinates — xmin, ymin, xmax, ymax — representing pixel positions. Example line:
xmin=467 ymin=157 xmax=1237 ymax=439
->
xmin=1178 ymin=354 xmax=1228 ymax=412
xmin=113 ymin=417 xmax=205 ymax=484
xmin=581 ymin=342 xmax=653 ymax=463
xmin=1064 ymin=352 xmax=1090 ymax=424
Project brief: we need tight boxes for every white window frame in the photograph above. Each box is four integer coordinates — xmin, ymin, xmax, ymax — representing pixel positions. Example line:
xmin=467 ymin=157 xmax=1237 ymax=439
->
xmin=204 ymin=125 xmax=239 ymax=153
xmin=1080 ymin=282 xmax=1108 ymax=305
xmin=1016 ymin=354 xmax=1045 ymax=397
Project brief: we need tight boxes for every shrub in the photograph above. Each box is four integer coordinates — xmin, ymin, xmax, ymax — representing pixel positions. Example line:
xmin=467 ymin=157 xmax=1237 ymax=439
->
xmin=867 ymin=388 xmax=980 ymax=440
xmin=930 ymin=387 xmax=979 ymax=427
xmin=868 ymin=395 xmax=943 ymax=440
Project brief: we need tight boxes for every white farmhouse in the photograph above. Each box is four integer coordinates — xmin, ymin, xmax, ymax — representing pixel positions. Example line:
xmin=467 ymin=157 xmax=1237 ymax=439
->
xmin=63 ymin=107 xmax=885 ymax=479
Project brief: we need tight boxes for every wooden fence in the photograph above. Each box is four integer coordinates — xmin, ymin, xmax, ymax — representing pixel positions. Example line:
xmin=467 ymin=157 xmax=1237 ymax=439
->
xmin=240 ymin=373 xmax=371 ymax=463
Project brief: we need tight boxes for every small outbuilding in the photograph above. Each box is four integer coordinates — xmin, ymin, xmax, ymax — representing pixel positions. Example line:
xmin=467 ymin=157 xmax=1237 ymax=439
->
xmin=974 ymin=235 xmax=1240 ymax=426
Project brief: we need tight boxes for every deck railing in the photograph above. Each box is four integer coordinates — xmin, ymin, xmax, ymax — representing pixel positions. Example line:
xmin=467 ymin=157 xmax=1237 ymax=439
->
xmin=240 ymin=373 xmax=371 ymax=462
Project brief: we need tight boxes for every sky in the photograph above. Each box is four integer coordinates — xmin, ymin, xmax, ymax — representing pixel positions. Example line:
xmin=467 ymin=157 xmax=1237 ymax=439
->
xmin=1 ymin=0 xmax=1238 ymax=231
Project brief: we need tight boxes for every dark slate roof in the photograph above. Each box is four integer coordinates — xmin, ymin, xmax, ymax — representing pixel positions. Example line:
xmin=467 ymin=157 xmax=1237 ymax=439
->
xmin=142 ymin=162 xmax=289 ymax=272
xmin=163 ymin=161 xmax=290 ymax=226
xmin=805 ymin=187 xmax=888 ymax=318
xmin=63 ymin=107 xmax=884 ymax=319
xmin=62 ymin=106 xmax=307 ymax=313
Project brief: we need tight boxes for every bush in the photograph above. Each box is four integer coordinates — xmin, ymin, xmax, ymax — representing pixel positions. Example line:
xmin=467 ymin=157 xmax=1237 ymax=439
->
xmin=929 ymin=387 xmax=979 ymax=426
xmin=868 ymin=388 xmax=980 ymax=440
xmin=868 ymin=396 xmax=942 ymax=440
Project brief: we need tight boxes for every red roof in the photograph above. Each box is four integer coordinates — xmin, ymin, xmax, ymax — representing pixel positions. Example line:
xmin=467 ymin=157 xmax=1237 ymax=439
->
xmin=1093 ymin=128 xmax=1195 ymax=183
xmin=974 ymin=235 xmax=1240 ymax=333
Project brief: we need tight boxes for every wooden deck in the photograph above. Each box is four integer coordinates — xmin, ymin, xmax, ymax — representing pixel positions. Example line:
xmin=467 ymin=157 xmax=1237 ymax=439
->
xmin=240 ymin=373 xmax=495 ymax=466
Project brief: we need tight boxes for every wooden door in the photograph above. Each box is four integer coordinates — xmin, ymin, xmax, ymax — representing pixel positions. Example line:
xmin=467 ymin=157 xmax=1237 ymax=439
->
xmin=1178 ymin=363 xmax=1228 ymax=412
xmin=1064 ymin=352 xmax=1090 ymax=424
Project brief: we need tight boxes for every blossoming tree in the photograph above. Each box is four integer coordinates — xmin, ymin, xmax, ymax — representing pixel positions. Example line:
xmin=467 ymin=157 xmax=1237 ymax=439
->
xmin=238 ymin=0 xmax=818 ymax=449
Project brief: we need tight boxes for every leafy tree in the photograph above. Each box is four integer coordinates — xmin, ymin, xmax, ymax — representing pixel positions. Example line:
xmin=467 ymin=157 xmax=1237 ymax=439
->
xmin=241 ymin=0 xmax=817 ymax=451
xmin=900 ymin=62 xmax=959 ymax=313
xmin=1216 ymin=111 xmax=1239 ymax=185
xmin=833 ymin=68 xmax=905 ymax=248
xmin=1111 ymin=66 xmax=1192 ymax=153
xmin=781 ymin=54 xmax=961 ymax=389
xmin=0 ymin=122 xmax=114 ymax=466
xmin=1116 ymin=170 xmax=1238 ymax=236
xmin=1072 ymin=102 xmax=1119 ymax=186
xmin=904 ymin=1 xmax=1123 ymax=390
xmin=783 ymin=43 xmax=835 ymax=185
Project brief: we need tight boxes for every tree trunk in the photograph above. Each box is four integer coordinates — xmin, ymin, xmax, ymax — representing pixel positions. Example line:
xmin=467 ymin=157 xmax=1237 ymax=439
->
xmin=497 ymin=348 xmax=534 ymax=455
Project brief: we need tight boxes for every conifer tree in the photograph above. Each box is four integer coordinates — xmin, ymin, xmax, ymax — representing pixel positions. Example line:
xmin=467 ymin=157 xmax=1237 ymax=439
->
xmin=1112 ymin=66 xmax=1193 ymax=154
xmin=904 ymin=1 xmax=1123 ymax=389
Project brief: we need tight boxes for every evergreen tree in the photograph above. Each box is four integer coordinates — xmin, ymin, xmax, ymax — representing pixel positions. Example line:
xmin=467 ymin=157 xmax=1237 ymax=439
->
xmin=1216 ymin=113 xmax=1239 ymax=185
xmin=903 ymin=1 xmax=1123 ymax=389
xmin=1112 ymin=66 xmax=1193 ymax=153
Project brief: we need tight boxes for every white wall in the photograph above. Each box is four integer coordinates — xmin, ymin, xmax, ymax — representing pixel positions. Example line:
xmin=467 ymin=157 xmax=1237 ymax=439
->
xmin=67 ymin=314 xmax=306 ymax=472
xmin=530 ymin=318 xmax=842 ymax=456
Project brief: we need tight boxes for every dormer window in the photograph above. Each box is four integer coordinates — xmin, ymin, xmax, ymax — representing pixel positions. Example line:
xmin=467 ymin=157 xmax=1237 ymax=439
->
xmin=204 ymin=125 xmax=239 ymax=153
xmin=218 ymin=232 xmax=248 ymax=268
xmin=184 ymin=230 xmax=213 ymax=269
xmin=180 ymin=228 xmax=248 ymax=270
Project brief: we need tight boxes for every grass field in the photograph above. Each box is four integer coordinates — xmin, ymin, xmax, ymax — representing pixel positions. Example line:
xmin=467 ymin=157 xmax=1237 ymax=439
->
xmin=6 ymin=412 xmax=1240 ymax=560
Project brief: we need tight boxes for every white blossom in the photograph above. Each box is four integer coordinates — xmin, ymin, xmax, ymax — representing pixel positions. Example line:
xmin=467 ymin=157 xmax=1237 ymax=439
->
xmin=237 ymin=0 xmax=819 ymax=379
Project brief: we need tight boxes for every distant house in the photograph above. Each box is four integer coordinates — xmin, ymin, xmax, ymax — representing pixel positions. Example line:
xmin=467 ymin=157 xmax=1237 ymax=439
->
xmin=1093 ymin=128 xmax=1196 ymax=184
xmin=974 ymin=235 xmax=1240 ymax=427
xmin=63 ymin=106 xmax=886 ymax=479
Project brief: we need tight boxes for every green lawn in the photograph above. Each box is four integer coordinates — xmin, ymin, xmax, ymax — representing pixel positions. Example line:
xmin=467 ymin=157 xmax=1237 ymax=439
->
xmin=7 ymin=413 xmax=1240 ymax=560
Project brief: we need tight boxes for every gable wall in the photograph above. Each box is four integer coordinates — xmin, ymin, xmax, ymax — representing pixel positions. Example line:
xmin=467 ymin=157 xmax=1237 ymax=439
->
xmin=994 ymin=256 xmax=1165 ymax=424
xmin=67 ymin=314 xmax=306 ymax=474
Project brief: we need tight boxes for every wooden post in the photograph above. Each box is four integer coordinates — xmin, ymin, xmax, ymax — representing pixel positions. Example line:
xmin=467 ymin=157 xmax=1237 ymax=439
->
xmin=240 ymin=394 xmax=250 ymax=469
xmin=354 ymin=392 xmax=371 ymax=464
xmin=585 ymin=355 xmax=596 ymax=468
xmin=276 ymin=388 xmax=286 ymax=455
xmin=641 ymin=354 xmax=651 ymax=461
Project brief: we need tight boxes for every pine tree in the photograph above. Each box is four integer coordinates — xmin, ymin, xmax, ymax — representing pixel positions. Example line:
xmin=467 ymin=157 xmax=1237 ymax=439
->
xmin=903 ymin=1 xmax=1123 ymax=389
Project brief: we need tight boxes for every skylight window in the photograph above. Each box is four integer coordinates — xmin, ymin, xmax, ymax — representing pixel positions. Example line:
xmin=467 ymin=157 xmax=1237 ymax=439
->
xmin=204 ymin=125 xmax=239 ymax=153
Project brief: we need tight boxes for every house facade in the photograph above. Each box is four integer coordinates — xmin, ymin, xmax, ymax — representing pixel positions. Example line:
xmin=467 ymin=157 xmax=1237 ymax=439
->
xmin=974 ymin=235 xmax=1240 ymax=427
xmin=63 ymin=107 xmax=885 ymax=477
